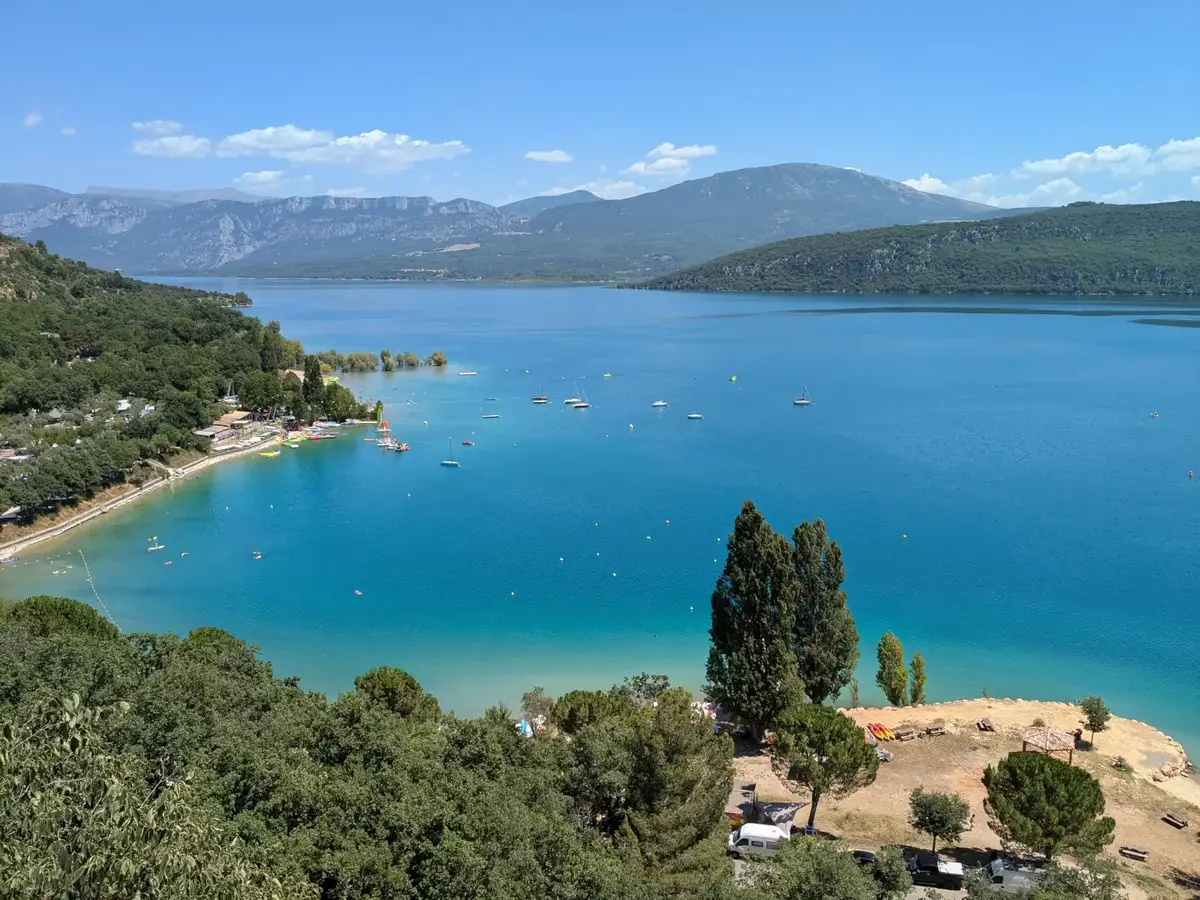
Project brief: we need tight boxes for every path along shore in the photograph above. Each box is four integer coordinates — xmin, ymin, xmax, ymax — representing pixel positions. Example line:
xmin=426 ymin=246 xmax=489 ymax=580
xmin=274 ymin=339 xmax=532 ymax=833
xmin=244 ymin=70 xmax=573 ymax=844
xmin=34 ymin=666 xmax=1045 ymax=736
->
xmin=0 ymin=434 xmax=282 ymax=559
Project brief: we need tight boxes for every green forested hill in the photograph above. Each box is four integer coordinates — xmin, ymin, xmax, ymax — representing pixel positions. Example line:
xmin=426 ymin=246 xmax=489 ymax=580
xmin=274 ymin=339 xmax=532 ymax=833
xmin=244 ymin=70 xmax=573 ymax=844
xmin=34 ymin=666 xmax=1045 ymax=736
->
xmin=640 ymin=202 xmax=1200 ymax=295
xmin=0 ymin=235 xmax=367 ymax=526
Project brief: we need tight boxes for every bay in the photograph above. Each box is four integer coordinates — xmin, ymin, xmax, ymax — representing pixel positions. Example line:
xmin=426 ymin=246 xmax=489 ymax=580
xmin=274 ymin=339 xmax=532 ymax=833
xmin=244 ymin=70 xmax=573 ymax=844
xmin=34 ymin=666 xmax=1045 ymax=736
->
xmin=4 ymin=281 xmax=1199 ymax=755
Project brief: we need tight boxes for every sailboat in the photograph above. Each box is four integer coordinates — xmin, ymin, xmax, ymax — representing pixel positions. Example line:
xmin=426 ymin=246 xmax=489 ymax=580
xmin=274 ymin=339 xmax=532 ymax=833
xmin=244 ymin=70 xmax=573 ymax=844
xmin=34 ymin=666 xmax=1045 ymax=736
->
xmin=573 ymin=386 xmax=590 ymax=409
xmin=793 ymin=386 xmax=814 ymax=406
xmin=376 ymin=404 xmax=391 ymax=432
xmin=440 ymin=437 xmax=460 ymax=467
xmin=651 ymin=400 xmax=669 ymax=408
xmin=532 ymin=386 xmax=549 ymax=404
xmin=563 ymin=382 xmax=582 ymax=404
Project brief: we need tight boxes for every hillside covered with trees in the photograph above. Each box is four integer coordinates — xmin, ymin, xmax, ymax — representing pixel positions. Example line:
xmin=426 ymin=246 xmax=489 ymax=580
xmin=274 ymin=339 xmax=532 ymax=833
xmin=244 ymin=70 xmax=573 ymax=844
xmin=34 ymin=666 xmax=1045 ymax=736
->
xmin=640 ymin=202 xmax=1200 ymax=295
xmin=0 ymin=234 xmax=372 ymax=526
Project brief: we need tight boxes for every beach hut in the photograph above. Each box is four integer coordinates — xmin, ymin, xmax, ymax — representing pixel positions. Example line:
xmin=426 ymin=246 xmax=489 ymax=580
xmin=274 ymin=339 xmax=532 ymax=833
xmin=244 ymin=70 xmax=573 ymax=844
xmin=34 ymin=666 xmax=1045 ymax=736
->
xmin=1020 ymin=726 xmax=1076 ymax=765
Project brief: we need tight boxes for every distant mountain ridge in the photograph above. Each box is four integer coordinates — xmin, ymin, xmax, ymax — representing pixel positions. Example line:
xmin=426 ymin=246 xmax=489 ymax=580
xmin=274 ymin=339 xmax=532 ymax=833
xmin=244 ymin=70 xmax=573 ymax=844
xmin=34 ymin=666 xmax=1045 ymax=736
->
xmin=85 ymin=185 xmax=261 ymax=204
xmin=0 ymin=164 xmax=1020 ymax=279
xmin=639 ymin=202 xmax=1200 ymax=295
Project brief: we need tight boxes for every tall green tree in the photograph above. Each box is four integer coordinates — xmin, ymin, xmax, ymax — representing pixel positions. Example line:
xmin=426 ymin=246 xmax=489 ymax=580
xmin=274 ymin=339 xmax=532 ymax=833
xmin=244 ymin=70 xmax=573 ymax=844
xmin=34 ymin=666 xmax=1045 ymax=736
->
xmin=706 ymin=500 xmax=803 ymax=741
xmin=772 ymin=704 xmax=879 ymax=831
xmin=982 ymin=752 xmax=1115 ymax=860
xmin=301 ymin=354 xmax=324 ymax=407
xmin=0 ymin=694 xmax=311 ymax=900
xmin=875 ymin=632 xmax=908 ymax=706
xmin=755 ymin=838 xmax=877 ymax=900
xmin=908 ymin=787 xmax=970 ymax=852
xmin=909 ymin=652 xmax=927 ymax=705
xmin=380 ymin=348 xmax=395 ymax=372
xmin=1078 ymin=696 xmax=1110 ymax=748
xmin=791 ymin=519 xmax=860 ymax=704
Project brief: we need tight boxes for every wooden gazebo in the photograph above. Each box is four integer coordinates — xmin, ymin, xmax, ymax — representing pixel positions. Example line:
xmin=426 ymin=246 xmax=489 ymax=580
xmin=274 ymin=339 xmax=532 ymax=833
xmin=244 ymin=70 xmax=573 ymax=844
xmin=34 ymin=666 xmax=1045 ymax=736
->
xmin=1021 ymin=726 xmax=1076 ymax=765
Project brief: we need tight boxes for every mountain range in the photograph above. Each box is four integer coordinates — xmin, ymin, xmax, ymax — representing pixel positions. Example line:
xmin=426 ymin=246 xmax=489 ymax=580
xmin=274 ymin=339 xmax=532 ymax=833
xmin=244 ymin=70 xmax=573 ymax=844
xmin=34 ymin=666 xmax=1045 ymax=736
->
xmin=0 ymin=164 xmax=1020 ymax=280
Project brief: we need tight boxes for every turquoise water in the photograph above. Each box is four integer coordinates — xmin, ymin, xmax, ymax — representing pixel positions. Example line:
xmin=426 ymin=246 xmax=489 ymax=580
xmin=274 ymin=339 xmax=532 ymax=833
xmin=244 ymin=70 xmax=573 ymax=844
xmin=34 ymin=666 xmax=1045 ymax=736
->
xmin=4 ymin=282 xmax=1199 ymax=754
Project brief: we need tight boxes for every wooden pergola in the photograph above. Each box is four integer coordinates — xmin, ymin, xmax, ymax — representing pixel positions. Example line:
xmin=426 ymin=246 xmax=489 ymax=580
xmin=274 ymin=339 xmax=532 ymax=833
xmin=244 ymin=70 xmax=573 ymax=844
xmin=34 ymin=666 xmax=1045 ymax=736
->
xmin=1021 ymin=726 xmax=1076 ymax=765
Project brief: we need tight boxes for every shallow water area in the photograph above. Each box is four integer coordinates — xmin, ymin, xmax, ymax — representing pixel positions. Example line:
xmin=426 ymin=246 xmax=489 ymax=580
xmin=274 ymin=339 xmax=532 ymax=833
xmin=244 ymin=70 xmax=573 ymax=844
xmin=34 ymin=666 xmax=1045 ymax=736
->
xmin=4 ymin=282 xmax=1198 ymax=755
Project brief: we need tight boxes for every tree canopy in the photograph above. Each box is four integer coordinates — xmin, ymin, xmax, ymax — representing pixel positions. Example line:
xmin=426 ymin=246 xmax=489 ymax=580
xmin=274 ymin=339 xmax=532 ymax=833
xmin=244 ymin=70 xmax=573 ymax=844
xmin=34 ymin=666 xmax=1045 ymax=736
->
xmin=982 ymin=752 xmax=1115 ymax=860
xmin=771 ymin=703 xmax=879 ymax=831
xmin=706 ymin=500 xmax=803 ymax=740
xmin=1078 ymin=696 xmax=1111 ymax=748
xmin=875 ymin=632 xmax=908 ymax=706
xmin=908 ymin=787 xmax=971 ymax=852
xmin=791 ymin=519 xmax=859 ymax=705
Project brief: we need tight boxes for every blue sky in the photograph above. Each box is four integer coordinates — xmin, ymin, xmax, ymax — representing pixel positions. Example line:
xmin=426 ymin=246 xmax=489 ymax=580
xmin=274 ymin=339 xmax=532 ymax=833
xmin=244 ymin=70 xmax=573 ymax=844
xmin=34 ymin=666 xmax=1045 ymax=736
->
xmin=7 ymin=0 xmax=1200 ymax=207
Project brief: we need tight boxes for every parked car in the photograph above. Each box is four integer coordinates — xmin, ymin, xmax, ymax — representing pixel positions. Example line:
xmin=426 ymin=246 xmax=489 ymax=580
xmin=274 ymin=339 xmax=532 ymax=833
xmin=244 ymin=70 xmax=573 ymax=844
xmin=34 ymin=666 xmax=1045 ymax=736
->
xmin=980 ymin=856 xmax=1045 ymax=893
xmin=850 ymin=850 xmax=876 ymax=867
xmin=727 ymin=822 xmax=789 ymax=859
xmin=904 ymin=850 xmax=965 ymax=890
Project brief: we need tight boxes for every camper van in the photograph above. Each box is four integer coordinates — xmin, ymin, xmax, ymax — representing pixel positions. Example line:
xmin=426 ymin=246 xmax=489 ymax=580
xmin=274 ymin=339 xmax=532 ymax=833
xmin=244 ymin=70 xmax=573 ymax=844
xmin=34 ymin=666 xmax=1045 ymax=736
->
xmin=726 ymin=822 xmax=790 ymax=859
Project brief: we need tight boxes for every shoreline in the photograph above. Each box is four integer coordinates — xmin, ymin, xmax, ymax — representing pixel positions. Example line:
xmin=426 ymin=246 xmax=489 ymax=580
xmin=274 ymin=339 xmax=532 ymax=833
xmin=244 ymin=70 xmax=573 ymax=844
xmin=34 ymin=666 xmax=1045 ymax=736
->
xmin=0 ymin=438 xmax=281 ymax=559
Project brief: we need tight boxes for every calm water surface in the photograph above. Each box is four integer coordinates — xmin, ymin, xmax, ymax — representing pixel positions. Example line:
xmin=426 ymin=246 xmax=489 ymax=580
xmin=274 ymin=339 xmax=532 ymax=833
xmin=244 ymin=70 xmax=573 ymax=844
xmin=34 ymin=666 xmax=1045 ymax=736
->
xmin=5 ymin=282 xmax=1199 ymax=753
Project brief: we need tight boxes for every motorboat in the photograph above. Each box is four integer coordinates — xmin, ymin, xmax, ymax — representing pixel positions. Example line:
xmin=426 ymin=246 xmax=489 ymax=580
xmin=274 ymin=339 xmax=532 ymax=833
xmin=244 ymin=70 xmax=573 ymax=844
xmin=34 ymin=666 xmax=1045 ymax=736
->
xmin=458 ymin=371 xmax=478 ymax=377
xmin=686 ymin=413 xmax=704 ymax=420
xmin=482 ymin=413 xmax=501 ymax=419
xmin=651 ymin=400 xmax=669 ymax=408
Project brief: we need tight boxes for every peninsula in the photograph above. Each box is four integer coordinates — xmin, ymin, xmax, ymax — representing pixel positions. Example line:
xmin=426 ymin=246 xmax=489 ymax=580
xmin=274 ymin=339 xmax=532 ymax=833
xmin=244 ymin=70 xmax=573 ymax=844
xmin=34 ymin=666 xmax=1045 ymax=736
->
xmin=639 ymin=201 xmax=1200 ymax=295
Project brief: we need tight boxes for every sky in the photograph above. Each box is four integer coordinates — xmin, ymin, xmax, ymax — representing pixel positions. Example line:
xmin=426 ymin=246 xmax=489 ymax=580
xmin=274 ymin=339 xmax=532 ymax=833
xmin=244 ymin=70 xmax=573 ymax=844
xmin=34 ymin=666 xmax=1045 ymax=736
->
xmin=6 ymin=0 xmax=1200 ymax=208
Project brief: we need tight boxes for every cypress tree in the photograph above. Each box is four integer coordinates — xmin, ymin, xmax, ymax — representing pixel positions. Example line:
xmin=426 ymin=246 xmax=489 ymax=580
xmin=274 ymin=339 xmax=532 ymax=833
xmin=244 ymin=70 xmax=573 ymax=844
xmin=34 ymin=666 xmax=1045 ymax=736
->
xmin=875 ymin=632 xmax=908 ymax=706
xmin=909 ymin=652 xmax=927 ymax=705
xmin=301 ymin=355 xmax=324 ymax=407
xmin=706 ymin=500 xmax=802 ymax=741
xmin=791 ymin=519 xmax=860 ymax=704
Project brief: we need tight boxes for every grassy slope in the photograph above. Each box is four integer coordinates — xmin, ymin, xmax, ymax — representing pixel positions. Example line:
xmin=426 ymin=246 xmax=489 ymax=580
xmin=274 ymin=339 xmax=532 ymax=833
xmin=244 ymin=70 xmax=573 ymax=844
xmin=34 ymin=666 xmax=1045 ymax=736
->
xmin=639 ymin=201 xmax=1200 ymax=295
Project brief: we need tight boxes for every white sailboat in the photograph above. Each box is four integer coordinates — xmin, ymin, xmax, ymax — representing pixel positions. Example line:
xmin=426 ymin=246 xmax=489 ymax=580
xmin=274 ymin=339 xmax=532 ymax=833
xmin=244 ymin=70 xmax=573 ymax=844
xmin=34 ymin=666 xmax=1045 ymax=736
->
xmin=440 ymin=437 xmax=460 ymax=467
xmin=573 ymin=386 xmax=590 ymax=409
xmin=793 ymin=385 xmax=814 ymax=406
xmin=651 ymin=400 xmax=669 ymax=408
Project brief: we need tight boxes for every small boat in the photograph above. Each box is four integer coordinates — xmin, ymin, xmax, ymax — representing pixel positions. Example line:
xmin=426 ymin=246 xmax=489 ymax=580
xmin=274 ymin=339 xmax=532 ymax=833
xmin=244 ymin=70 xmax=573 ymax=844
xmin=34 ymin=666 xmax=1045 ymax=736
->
xmin=563 ymin=396 xmax=581 ymax=404
xmin=603 ymin=372 xmax=613 ymax=378
xmin=484 ymin=396 xmax=498 ymax=401
xmin=1151 ymin=412 xmax=1159 ymax=418
xmin=686 ymin=413 xmax=703 ymax=420
xmin=376 ymin=419 xmax=391 ymax=434
xmin=458 ymin=371 xmax=478 ymax=377
xmin=396 ymin=442 xmax=410 ymax=452
xmin=482 ymin=413 xmax=500 ymax=419
xmin=440 ymin=437 xmax=461 ymax=467
xmin=163 ymin=560 xmax=173 ymax=566
xmin=532 ymin=396 xmax=549 ymax=404
xmin=462 ymin=440 xmax=475 ymax=446
xmin=252 ymin=551 xmax=263 ymax=560
xmin=573 ymin=386 xmax=591 ymax=409
xmin=286 ymin=442 xmax=300 ymax=448
xmin=728 ymin=375 xmax=738 ymax=383
xmin=1 ymin=557 xmax=16 ymax=564
xmin=147 ymin=544 xmax=165 ymax=552
xmin=651 ymin=400 xmax=669 ymax=408
xmin=793 ymin=385 xmax=814 ymax=406
xmin=524 ymin=369 xmax=530 ymax=374
xmin=259 ymin=450 xmax=281 ymax=457
xmin=180 ymin=552 xmax=188 ymax=557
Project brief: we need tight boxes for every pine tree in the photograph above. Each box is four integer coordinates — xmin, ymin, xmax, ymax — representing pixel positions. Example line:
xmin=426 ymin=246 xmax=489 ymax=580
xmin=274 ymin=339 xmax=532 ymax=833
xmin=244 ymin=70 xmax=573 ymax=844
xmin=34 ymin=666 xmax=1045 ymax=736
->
xmin=301 ymin=355 xmax=324 ymax=407
xmin=706 ymin=500 xmax=803 ymax=741
xmin=875 ymin=632 xmax=908 ymax=706
xmin=909 ymin=652 xmax=927 ymax=705
xmin=791 ymin=520 xmax=860 ymax=704
xmin=983 ymin=752 xmax=1115 ymax=859
xmin=772 ymin=704 xmax=879 ymax=831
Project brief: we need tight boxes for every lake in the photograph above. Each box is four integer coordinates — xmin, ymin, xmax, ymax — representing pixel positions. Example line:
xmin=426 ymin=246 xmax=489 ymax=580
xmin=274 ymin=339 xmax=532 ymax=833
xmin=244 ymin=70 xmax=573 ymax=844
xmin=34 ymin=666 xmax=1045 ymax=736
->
xmin=4 ymin=281 xmax=1199 ymax=754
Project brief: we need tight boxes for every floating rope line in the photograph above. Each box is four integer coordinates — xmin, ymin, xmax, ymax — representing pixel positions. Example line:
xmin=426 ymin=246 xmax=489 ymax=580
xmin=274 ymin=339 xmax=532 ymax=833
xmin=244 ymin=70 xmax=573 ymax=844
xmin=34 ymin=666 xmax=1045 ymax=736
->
xmin=78 ymin=549 xmax=119 ymax=633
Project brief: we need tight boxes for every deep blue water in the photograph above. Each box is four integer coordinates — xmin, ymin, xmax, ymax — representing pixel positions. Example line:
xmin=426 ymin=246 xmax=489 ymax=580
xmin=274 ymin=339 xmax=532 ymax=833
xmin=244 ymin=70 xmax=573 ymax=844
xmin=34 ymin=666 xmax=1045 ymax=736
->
xmin=5 ymin=282 xmax=1199 ymax=754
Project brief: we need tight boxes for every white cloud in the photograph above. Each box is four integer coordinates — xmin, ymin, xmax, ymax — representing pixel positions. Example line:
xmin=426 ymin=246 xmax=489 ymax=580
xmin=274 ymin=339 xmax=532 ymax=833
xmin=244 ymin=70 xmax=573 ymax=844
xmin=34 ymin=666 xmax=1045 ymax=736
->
xmin=132 ymin=134 xmax=212 ymax=158
xmin=1192 ymin=175 xmax=1200 ymax=187
xmin=234 ymin=170 xmax=285 ymax=187
xmin=1157 ymin=137 xmax=1200 ymax=173
xmin=623 ymin=157 xmax=691 ymax=177
xmin=622 ymin=141 xmax=718 ymax=180
xmin=132 ymin=120 xmax=184 ymax=135
xmin=1099 ymin=182 xmax=1143 ymax=203
xmin=60 ymin=126 xmax=76 ymax=137
xmin=986 ymin=178 xmax=1084 ymax=208
xmin=1017 ymin=143 xmax=1153 ymax=178
xmin=22 ymin=112 xmax=43 ymax=128
xmin=325 ymin=186 xmax=370 ymax=198
xmin=540 ymin=178 xmax=643 ymax=200
xmin=525 ymin=149 xmax=572 ymax=163
xmin=217 ymin=125 xmax=330 ymax=157
xmin=647 ymin=142 xmax=717 ymax=160
xmin=285 ymin=130 xmax=466 ymax=172
xmin=902 ymin=174 xmax=952 ymax=193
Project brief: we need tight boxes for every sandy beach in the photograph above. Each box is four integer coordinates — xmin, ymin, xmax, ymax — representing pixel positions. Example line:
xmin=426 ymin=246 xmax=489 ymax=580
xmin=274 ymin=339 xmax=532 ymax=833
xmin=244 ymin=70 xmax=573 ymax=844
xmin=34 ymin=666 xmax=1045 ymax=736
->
xmin=0 ymin=435 xmax=282 ymax=560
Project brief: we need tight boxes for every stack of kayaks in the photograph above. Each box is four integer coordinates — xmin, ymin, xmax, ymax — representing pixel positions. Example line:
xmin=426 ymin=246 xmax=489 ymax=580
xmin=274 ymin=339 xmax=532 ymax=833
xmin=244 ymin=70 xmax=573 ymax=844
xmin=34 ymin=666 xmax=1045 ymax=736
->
xmin=867 ymin=723 xmax=897 ymax=741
